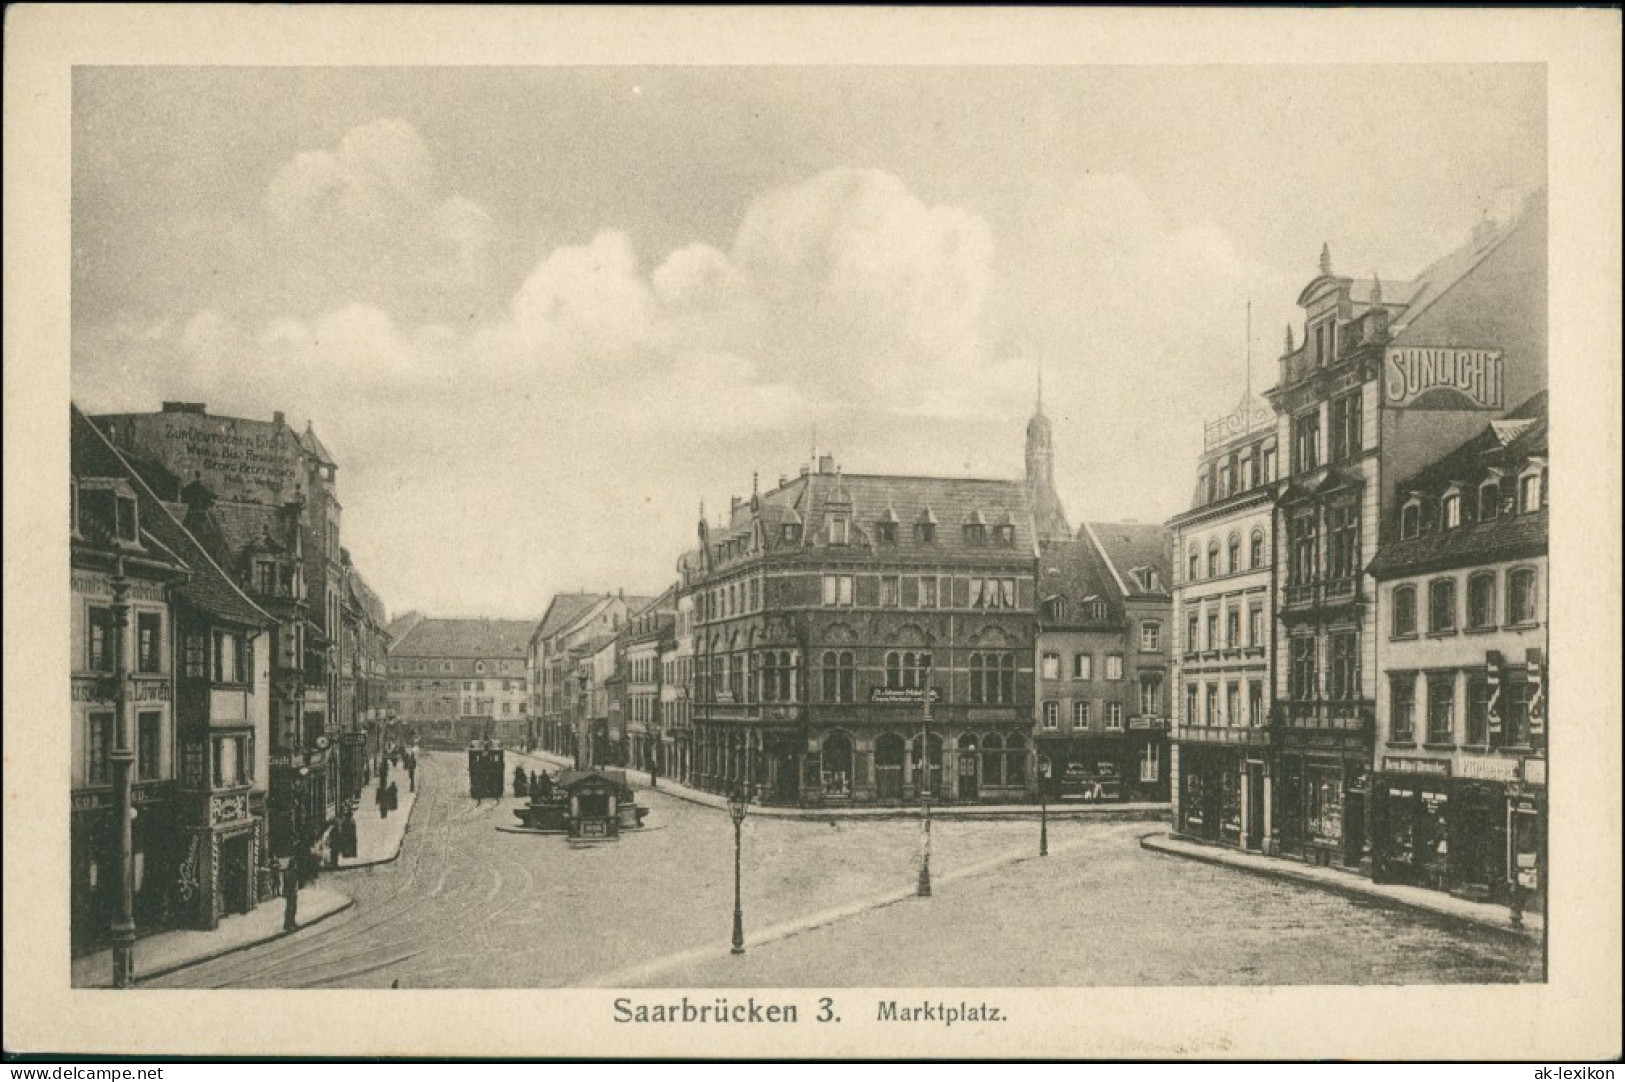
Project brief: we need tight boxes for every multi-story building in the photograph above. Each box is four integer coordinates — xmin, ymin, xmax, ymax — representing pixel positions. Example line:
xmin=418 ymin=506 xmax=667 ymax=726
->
xmin=71 ymin=406 xmax=276 ymax=955
xmin=387 ymin=618 xmax=533 ymax=746
xmin=341 ymin=549 xmax=390 ymax=786
xmin=92 ymin=403 xmax=354 ymax=864
xmin=662 ymin=589 xmax=697 ymax=782
xmin=527 ymin=592 xmax=645 ymax=759
xmin=1168 ymin=392 xmax=1279 ymax=849
xmin=624 ymin=588 xmax=677 ymax=774
xmin=1034 ymin=523 xmax=1173 ymax=803
xmin=679 ymin=446 xmax=1040 ymax=807
xmin=1367 ymin=396 xmax=1547 ymax=908
xmin=1264 ymin=191 xmax=1546 ymax=871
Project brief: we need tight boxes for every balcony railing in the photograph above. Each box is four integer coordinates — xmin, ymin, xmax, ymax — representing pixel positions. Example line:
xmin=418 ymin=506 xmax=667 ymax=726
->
xmin=1281 ymin=700 xmax=1373 ymax=733
xmin=1284 ymin=580 xmax=1363 ymax=611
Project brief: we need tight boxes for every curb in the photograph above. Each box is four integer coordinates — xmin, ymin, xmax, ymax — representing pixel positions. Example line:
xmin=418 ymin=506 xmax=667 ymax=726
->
xmin=1138 ymin=831 xmax=1541 ymax=944
xmin=75 ymin=895 xmax=359 ymax=988
xmin=334 ymin=793 xmax=419 ymax=871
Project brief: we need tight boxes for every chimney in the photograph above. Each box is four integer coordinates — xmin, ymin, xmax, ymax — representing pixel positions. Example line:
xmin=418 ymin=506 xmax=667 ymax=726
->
xmin=818 ymin=454 xmax=835 ymax=475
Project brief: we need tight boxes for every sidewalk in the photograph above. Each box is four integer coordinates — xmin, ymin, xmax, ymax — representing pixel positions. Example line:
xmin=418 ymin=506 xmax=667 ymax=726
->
xmin=1141 ymin=831 xmax=1544 ymax=941
xmin=500 ymin=747 xmax=1168 ymax=821
xmin=336 ymin=788 xmax=418 ymax=868
xmin=70 ymin=886 xmax=352 ymax=988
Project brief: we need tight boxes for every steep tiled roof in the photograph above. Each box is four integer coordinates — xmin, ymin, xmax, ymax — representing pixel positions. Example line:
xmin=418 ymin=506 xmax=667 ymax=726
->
xmin=299 ymin=422 xmax=337 ymax=468
xmin=1368 ymin=508 xmax=1547 ymax=580
xmin=1082 ymin=522 xmax=1173 ymax=600
xmin=391 ymin=618 xmax=533 ymax=659
xmin=1035 ymin=538 xmax=1121 ymax=628
xmin=709 ymin=469 xmax=1038 ymax=562
xmin=347 ymin=567 xmax=388 ymax=627
xmin=72 ymin=405 xmax=273 ymax=628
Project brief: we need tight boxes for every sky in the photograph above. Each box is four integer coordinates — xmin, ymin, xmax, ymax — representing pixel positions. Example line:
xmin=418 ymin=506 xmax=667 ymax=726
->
xmin=69 ymin=65 xmax=1547 ymax=620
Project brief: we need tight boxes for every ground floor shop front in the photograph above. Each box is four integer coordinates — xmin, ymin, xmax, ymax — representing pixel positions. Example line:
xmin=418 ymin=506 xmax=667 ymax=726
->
xmin=1274 ymin=747 xmax=1372 ymax=871
xmin=1172 ymin=743 xmax=1273 ymax=851
xmin=1037 ymin=732 xmax=1170 ymax=804
xmin=689 ymin=715 xmax=1039 ymax=805
xmin=1371 ymin=757 xmax=1545 ymax=911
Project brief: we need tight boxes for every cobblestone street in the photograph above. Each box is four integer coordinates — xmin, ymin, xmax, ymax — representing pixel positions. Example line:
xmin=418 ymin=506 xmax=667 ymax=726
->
xmin=146 ymin=751 xmax=1541 ymax=988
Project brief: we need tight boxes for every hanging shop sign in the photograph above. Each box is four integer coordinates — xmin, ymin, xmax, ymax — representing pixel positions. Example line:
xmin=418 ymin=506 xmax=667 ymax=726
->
xmin=870 ymin=688 xmax=941 ymax=704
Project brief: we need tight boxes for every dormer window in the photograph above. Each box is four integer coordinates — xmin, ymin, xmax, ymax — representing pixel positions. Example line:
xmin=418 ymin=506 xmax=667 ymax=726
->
xmin=78 ymin=482 xmax=140 ymax=546
xmin=1442 ymin=490 xmax=1462 ymax=529
xmin=995 ymin=523 xmax=1014 ymax=547
xmin=877 ymin=521 xmax=897 ymax=544
xmin=1087 ymin=600 xmax=1109 ymax=621
xmin=916 ymin=522 xmax=936 ymax=543
xmin=782 ymin=523 xmax=800 ymax=542
xmin=1044 ymin=598 xmax=1067 ymax=622
xmin=964 ymin=524 xmax=986 ymax=545
xmin=828 ymin=515 xmax=849 ymax=545
xmin=1519 ymin=469 xmax=1544 ymax=513
xmin=1478 ymin=480 xmax=1500 ymax=522
xmin=1400 ymin=501 xmax=1421 ymax=540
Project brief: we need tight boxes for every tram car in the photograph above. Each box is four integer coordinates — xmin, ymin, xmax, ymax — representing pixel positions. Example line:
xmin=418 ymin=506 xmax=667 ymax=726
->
xmin=468 ymin=741 xmax=507 ymax=799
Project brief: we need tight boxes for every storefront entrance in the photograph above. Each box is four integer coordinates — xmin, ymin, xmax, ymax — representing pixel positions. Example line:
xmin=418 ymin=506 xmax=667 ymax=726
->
xmin=956 ymin=734 xmax=979 ymax=801
xmin=1245 ymin=762 xmax=1266 ymax=850
xmin=875 ymin=734 xmax=904 ymax=799
xmin=218 ymin=832 xmax=254 ymax=917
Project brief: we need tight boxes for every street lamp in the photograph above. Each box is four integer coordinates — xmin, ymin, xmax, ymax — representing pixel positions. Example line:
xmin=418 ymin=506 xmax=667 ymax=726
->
xmin=1038 ymin=753 xmax=1050 ymax=857
xmin=728 ymin=785 xmax=749 ymax=954
xmin=917 ymin=666 xmax=933 ymax=898
xmin=108 ymin=560 xmax=137 ymax=989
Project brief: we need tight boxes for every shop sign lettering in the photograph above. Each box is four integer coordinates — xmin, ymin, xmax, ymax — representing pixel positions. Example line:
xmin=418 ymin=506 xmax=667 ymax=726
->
xmin=1384 ymin=347 xmax=1504 ymax=410
xmin=1457 ymin=757 xmax=1519 ymax=782
xmin=1382 ymin=756 xmax=1451 ymax=776
xmin=870 ymin=688 xmax=941 ymax=703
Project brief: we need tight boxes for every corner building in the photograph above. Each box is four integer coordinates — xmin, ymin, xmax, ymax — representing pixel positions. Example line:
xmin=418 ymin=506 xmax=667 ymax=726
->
xmin=681 ymin=455 xmax=1039 ymax=806
xmin=1264 ymin=193 xmax=1546 ymax=871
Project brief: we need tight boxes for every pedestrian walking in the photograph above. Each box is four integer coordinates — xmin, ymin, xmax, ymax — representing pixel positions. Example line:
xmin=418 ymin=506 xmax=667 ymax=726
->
xmin=514 ymin=764 xmax=528 ymax=799
xmin=340 ymin=811 xmax=358 ymax=860
xmin=282 ymin=856 xmax=299 ymax=931
xmin=327 ymin=824 xmax=342 ymax=868
xmin=377 ymin=778 xmax=389 ymax=819
xmin=406 ymin=752 xmax=417 ymax=792
xmin=386 ymin=780 xmax=399 ymax=814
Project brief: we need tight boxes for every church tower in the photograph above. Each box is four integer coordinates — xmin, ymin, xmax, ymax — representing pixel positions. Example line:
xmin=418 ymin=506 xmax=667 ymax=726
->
xmin=1025 ymin=371 xmax=1072 ymax=542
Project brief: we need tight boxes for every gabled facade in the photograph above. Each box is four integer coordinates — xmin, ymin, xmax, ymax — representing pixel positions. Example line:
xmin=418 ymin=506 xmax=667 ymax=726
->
xmin=387 ymin=618 xmax=533 ymax=746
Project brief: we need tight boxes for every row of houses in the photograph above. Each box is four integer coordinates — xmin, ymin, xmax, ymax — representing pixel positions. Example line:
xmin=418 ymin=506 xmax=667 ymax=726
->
xmin=527 ymin=400 xmax=1178 ymax=807
xmin=1168 ymin=191 xmax=1549 ymax=911
xmin=70 ymin=402 xmax=392 ymax=958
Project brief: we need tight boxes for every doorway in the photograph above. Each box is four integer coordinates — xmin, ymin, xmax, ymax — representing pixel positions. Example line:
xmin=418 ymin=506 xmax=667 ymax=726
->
xmin=218 ymin=833 xmax=254 ymax=917
xmin=1245 ymin=762 xmax=1266 ymax=850
xmin=875 ymin=734 xmax=904 ymax=799
xmin=956 ymin=734 xmax=979 ymax=801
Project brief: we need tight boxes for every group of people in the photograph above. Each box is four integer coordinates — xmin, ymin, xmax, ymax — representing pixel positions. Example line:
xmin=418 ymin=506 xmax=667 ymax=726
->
xmin=376 ymin=744 xmax=419 ymax=818
xmin=515 ymin=767 xmax=557 ymax=803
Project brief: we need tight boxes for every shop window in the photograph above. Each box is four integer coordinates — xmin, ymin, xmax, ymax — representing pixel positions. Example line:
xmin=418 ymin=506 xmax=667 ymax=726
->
xmin=1073 ymin=701 xmax=1090 ymax=729
xmin=87 ymin=712 xmax=113 ymax=785
xmin=1005 ymin=735 xmax=1028 ymax=785
xmin=1073 ymin=653 xmax=1092 ymax=680
xmin=1390 ymin=674 xmax=1416 ymax=743
xmin=1426 ymin=674 xmax=1455 ymax=744
xmin=137 ymin=712 xmax=161 ymax=781
xmin=1043 ymin=701 xmax=1058 ymax=730
xmin=1392 ymin=585 xmax=1418 ymax=638
xmin=1105 ymin=702 xmax=1124 ymax=730
xmin=1428 ymin=579 xmax=1456 ymax=634
xmin=1139 ymin=622 xmax=1161 ymax=652
xmin=1041 ymin=653 xmax=1060 ymax=681
xmin=1139 ymin=743 xmax=1160 ymax=783
xmin=1508 ymin=568 xmax=1539 ymax=625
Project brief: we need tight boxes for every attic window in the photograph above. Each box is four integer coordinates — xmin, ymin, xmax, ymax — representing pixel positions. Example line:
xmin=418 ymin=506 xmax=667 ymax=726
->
xmin=995 ymin=523 xmax=1014 ymax=547
xmin=828 ymin=515 xmax=849 ymax=545
xmin=1519 ymin=470 xmax=1544 ymax=513
xmin=877 ymin=521 xmax=897 ymax=544
xmin=1044 ymin=598 xmax=1067 ymax=622
xmin=1135 ymin=568 xmax=1159 ymax=592
xmin=964 ymin=524 xmax=986 ymax=545
xmin=1442 ymin=492 xmax=1461 ymax=530
xmin=1400 ymin=501 xmax=1421 ymax=540
xmin=1478 ymin=480 xmax=1500 ymax=521
xmin=916 ymin=522 xmax=936 ymax=543
xmin=1087 ymin=600 xmax=1109 ymax=621
xmin=782 ymin=523 xmax=800 ymax=542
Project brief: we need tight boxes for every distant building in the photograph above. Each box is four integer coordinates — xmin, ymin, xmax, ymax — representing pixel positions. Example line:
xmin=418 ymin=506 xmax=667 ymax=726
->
xmin=623 ymin=588 xmax=678 ymax=773
xmin=1367 ymin=396 xmax=1547 ymax=909
xmin=527 ymin=591 xmax=648 ymax=763
xmin=679 ymin=450 xmax=1040 ymax=806
xmin=387 ymin=618 xmax=533 ymax=746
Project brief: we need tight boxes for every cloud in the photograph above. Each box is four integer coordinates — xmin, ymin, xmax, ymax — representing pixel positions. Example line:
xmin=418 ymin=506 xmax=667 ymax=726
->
xmin=731 ymin=168 xmax=994 ymax=400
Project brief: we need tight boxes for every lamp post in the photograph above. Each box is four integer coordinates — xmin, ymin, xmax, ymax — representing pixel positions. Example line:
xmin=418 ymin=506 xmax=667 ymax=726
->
xmin=728 ymin=785 xmax=749 ymax=954
xmin=917 ymin=667 xmax=933 ymax=898
xmin=108 ymin=559 xmax=137 ymax=988
xmin=1038 ymin=753 xmax=1050 ymax=857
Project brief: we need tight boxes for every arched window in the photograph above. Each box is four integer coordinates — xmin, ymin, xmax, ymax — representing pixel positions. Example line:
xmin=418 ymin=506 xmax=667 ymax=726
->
xmin=1442 ymin=493 xmax=1462 ymax=529
xmin=981 ymin=733 xmax=1004 ymax=787
xmin=1479 ymin=480 xmax=1500 ymax=522
xmin=1250 ymin=529 xmax=1265 ymax=568
xmin=1227 ymin=534 xmax=1241 ymax=574
xmin=886 ymin=651 xmax=902 ymax=689
xmin=1392 ymin=585 xmax=1417 ymax=638
xmin=1401 ymin=502 xmax=1421 ymax=540
xmin=1207 ymin=541 xmax=1220 ymax=578
xmin=838 ymin=651 xmax=856 ymax=702
xmin=1188 ymin=546 xmax=1199 ymax=582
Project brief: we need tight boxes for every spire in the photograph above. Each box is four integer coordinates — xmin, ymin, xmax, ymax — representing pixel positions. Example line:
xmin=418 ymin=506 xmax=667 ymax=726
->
xmin=1319 ymin=242 xmax=1332 ymax=276
xmin=1285 ymin=323 xmax=1295 ymax=353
